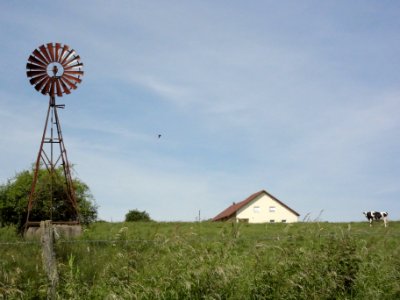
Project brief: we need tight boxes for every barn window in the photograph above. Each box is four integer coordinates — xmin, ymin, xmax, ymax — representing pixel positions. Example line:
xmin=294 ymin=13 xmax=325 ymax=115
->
xmin=253 ymin=206 xmax=260 ymax=213
xmin=269 ymin=220 xmax=275 ymax=223
xmin=269 ymin=206 xmax=276 ymax=212
xmin=281 ymin=220 xmax=287 ymax=223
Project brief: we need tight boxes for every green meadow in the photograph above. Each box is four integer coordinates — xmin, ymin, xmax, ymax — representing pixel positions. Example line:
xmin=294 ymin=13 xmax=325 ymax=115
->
xmin=1 ymin=221 xmax=400 ymax=299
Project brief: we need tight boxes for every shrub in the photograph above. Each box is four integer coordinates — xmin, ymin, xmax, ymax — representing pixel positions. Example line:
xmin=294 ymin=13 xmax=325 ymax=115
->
xmin=125 ymin=209 xmax=151 ymax=222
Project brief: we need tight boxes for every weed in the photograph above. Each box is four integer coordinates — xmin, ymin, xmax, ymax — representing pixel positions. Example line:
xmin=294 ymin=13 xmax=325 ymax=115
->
xmin=0 ymin=222 xmax=399 ymax=298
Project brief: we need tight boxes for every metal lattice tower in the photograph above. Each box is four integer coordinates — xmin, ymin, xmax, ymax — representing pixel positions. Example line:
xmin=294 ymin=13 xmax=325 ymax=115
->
xmin=25 ymin=43 xmax=84 ymax=229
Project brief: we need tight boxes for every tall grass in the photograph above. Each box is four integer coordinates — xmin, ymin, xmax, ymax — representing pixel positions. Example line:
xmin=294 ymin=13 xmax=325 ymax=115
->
xmin=1 ymin=221 xmax=400 ymax=299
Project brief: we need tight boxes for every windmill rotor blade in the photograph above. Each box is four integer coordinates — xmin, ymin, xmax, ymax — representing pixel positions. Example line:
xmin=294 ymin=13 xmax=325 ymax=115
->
xmin=63 ymin=62 xmax=83 ymax=71
xmin=35 ymin=77 xmax=50 ymax=92
xmin=39 ymin=45 xmax=51 ymax=63
xmin=47 ymin=43 xmax=55 ymax=61
xmin=62 ymin=73 xmax=82 ymax=83
xmin=55 ymin=79 xmax=63 ymax=97
xmin=62 ymin=55 xmax=80 ymax=67
xmin=28 ymin=55 xmax=47 ymax=68
xmin=63 ymin=70 xmax=84 ymax=76
xmin=49 ymin=79 xmax=56 ymax=96
xmin=26 ymin=63 xmax=46 ymax=71
xmin=59 ymin=79 xmax=71 ymax=94
xmin=33 ymin=49 xmax=49 ymax=65
xmin=61 ymin=76 xmax=77 ymax=90
xmin=29 ymin=73 xmax=47 ymax=85
xmin=27 ymin=70 xmax=47 ymax=78
xmin=60 ymin=50 xmax=74 ymax=65
xmin=55 ymin=43 xmax=61 ymax=61
xmin=58 ymin=44 xmax=69 ymax=63
xmin=41 ymin=78 xmax=52 ymax=95
xmin=32 ymin=76 xmax=47 ymax=90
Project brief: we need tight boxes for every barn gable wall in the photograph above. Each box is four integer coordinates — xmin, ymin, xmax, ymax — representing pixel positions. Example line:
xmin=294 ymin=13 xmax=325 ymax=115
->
xmin=236 ymin=193 xmax=298 ymax=223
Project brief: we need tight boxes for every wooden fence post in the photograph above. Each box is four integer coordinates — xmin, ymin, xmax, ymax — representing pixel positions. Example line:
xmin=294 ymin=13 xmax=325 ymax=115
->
xmin=40 ymin=220 xmax=59 ymax=299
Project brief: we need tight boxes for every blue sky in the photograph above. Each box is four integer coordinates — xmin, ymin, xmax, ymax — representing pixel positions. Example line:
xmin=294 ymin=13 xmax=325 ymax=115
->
xmin=1 ymin=1 xmax=399 ymax=222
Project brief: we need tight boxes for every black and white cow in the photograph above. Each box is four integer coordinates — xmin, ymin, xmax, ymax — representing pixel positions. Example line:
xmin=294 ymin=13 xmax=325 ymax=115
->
xmin=363 ymin=211 xmax=388 ymax=227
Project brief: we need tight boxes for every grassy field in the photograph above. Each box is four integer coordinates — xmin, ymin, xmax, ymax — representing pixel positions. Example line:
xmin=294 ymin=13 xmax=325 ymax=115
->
xmin=1 ymin=221 xmax=400 ymax=299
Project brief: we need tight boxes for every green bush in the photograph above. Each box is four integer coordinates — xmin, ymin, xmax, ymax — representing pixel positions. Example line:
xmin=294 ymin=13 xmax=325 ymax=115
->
xmin=0 ymin=167 xmax=98 ymax=229
xmin=125 ymin=209 xmax=151 ymax=222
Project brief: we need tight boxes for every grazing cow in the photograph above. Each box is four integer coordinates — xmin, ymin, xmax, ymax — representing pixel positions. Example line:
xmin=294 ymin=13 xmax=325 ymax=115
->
xmin=363 ymin=211 xmax=388 ymax=227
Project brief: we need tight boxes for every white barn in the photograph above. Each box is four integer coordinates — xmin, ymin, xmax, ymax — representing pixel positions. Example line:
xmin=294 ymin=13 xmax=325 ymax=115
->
xmin=213 ymin=190 xmax=299 ymax=223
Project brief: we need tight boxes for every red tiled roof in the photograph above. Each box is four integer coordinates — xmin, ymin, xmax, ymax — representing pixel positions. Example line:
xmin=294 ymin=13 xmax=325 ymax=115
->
xmin=212 ymin=190 xmax=300 ymax=221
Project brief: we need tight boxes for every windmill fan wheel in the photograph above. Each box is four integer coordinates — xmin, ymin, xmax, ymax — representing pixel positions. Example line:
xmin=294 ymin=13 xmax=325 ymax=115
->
xmin=26 ymin=43 xmax=84 ymax=97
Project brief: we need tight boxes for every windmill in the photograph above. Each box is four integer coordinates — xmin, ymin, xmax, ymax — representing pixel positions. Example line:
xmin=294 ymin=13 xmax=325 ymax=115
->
xmin=25 ymin=43 xmax=84 ymax=231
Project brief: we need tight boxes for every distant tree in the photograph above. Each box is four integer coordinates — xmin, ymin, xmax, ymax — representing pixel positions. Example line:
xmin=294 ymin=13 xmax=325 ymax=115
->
xmin=125 ymin=209 xmax=151 ymax=222
xmin=0 ymin=167 xmax=98 ymax=229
